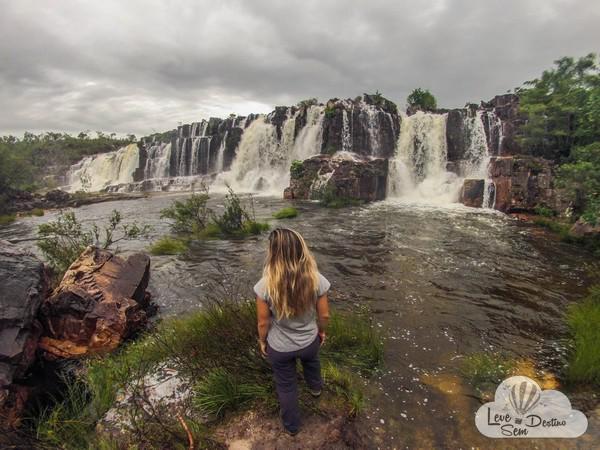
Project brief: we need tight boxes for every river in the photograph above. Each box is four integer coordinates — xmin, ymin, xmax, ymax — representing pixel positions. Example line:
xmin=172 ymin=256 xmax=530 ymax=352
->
xmin=2 ymin=193 xmax=598 ymax=448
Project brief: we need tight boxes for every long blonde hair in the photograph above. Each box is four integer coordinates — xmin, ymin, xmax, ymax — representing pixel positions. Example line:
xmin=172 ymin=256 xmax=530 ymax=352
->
xmin=263 ymin=228 xmax=319 ymax=320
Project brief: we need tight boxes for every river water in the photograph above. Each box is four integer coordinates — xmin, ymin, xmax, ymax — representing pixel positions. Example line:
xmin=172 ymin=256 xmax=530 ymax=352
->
xmin=2 ymin=194 xmax=599 ymax=448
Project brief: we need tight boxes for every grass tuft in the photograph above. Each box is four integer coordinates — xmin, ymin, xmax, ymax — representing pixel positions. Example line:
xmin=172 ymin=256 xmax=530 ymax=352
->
xmin=148 ymin=236 xmax=188 ymax=255
xmin=565 ymin=286 xmax=600 ymax=386
xmin=0 ymin=213 xmax=16 ymax=225
xmin=273 ymin=207 xmax=299 ymax=219
xmin=461 ymin=352 xmax=516 ymax=398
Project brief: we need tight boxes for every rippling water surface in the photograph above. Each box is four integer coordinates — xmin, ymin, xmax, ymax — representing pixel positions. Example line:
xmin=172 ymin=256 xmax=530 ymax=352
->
xmin=2 ymin=194 xmax=598 ymax=448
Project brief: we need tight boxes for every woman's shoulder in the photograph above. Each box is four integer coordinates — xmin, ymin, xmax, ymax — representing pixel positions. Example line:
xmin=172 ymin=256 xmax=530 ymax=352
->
xmin=317 ymin=272 xmax=330 ymax=296
xmin=253 ymin=276 xmax=267 ymax=299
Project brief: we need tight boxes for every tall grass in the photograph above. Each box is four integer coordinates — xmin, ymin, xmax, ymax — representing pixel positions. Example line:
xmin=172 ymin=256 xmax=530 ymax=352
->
xmin=148 ymin=236 xmax=188 ymax=255
xmin=460 ymin=352 xmax=516 ymax=398
xmin=566 ymin=286 xmax=600 ymax=385
xmin=31 ymin=300 xmax=383 ymax=448
xmin=273 ymin=207 xmax=299 ymax=219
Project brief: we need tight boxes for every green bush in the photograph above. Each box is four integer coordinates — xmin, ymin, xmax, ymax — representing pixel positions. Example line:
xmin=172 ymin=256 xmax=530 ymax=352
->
xmin=0 ymin=213 xmax=16 ymax=225
xmin=160 ymin=187 xmax=211 ymax=234
xmin=290 ymin=160 xmax=304 ymax=178
xmin=37 ymin=210 xmax=150 ymax=277
xmin=461 ymin=352 xmax=516 ymax=398
xmin=273 ymin=207 xmax=298 ymax=219
xmin=406 ymin=88 xmax=437 ymax=111
xmin=316 ymin=185 xmax=363 ymax=208
xmin=148 ymin=237 xmax=188 ymax=255
xmin=565 ymin=286 xmax=600 ymax=385
xmin=534 ymin=205 xmax=555 ymax=217
xmin=324 ymin=105 xmax=337 ymax=119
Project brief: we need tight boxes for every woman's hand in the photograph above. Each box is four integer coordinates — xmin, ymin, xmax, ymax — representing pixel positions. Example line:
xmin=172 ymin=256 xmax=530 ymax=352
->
xmin=259 ymin=339 xmax=267 ymax=357
xmin=318 ymin=331 xmax=326 ymax=347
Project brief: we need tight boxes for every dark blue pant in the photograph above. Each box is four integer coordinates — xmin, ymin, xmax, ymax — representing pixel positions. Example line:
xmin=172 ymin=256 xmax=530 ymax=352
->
xmin=267 ymin=335 xmax=322 ymax=433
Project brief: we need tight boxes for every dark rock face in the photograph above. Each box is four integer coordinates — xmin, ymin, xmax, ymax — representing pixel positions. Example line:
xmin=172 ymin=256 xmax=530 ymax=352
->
xmin=0 ymin=240 xmax=48 ymax=428
xmin=489 ymin=156 xmax=559 ymax=213
xmin=460 ymin=179 xmax=486 ymax=208
xmin=39 ymin=247 xmax=152 ymax=359
xmin=480 ymin=94 xmax=523 ymax=156
xmin=570 ymin=219 xmax=600 ymax=238
xmin=285 ymin=155 xmax=388 ymax=202
xmin=320 ymin=95 xmax=400 ymax=159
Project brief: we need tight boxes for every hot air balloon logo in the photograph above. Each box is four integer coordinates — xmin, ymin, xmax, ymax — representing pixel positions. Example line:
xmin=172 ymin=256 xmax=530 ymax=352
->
xmin=508 ymin=379 xmax=541 ymax=424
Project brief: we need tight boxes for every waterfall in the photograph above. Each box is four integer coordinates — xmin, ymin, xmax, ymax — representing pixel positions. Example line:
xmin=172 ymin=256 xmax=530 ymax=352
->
xmin=388 ymin=112 xmax=462 ymax=204
xmin=67 ymin=143 xmax=140 ymax=192
xmin=145 ymin=142 xmax=171 ymax=179
xmin=216 ymin=105 xmax=325 ymax=195
xmin=462 ymin=112 xmax=495 ymax=208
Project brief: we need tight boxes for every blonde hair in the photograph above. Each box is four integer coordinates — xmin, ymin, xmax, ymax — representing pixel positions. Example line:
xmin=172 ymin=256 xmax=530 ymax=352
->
xmin=263 ymin=228 xmax=319 ymax=320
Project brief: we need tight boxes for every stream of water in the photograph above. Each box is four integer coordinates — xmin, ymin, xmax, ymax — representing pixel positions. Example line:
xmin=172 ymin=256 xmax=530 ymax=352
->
xmin=2 ymin=194 xmax=598 ymax=448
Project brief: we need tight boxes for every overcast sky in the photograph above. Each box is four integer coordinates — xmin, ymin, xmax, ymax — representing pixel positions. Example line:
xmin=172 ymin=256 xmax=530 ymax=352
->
xmin=1 ymin=0 xmax=599 ymax=136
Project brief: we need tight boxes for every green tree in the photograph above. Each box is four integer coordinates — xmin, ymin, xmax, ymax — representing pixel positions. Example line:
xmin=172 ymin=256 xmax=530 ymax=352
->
xmin=406 ymin=88 xmax=437 ymax=112
xmin=517 ymin=53 xmax=600 ymax=161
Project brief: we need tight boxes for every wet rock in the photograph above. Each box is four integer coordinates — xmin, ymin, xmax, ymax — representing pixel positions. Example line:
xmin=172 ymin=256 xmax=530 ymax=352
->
xmin=39 ymin=246 xmax=152 ymax=359
xmin=570 ymin=218 xmax=600 ymax=238
xmin=460 ymin=179 xmax=485 ymax=208
xmin=285 ymin=154 xmax=388 ymax=202
xmin=320 ymin=95 xmax=400 ymax=159
xmin=489 ymin=156 xmax=560 ymax=213
xmin=0 ymin=240 xmax=49 ymax=428
xmin=480 ymin=94 xmax=524 ymax=156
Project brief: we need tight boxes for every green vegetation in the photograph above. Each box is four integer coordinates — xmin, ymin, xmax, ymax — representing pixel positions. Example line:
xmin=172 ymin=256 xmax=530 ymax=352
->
xmin=461 ymin=352 xmax=517 ymax=399
xmin=565 ymin=286 xmax=600 ymax=386
xmin=297 ymin=98 xmax=319 ymax=109
xmin=534 ymin=205 xmax=555 ymax=217
xmin=273 ymin=207 xmax=299 ymax=219
xmin=148 ymin=236 xmax=188 ymax=255
xmin=316 ymin=185 xmax=363 ymax=208
xmin=37 ymin=210 xmax=151 ymax=277
xmin=290 ymin=159 xmax=304 ymax=178
xmin=31 ymin=301 xmax=383 ymax=448
xmin=0 ymin=213 xmax=16 ymax=225
xmin=160 ymin=185 xmax=269 ymax=241
xmin=324 ymin=105 xmax=337 ymax=119
xmin=406 ymin=88 xmax=437 ymax=112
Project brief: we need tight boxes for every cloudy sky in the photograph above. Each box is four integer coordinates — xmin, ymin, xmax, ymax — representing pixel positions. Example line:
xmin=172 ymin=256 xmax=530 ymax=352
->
xmin=1 ymin=0 xmax=599 ymax=136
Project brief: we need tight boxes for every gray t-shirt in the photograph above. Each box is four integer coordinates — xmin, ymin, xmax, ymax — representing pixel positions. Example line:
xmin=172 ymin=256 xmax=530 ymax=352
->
xmin=254 ymin=273 xmax=330 ymax=352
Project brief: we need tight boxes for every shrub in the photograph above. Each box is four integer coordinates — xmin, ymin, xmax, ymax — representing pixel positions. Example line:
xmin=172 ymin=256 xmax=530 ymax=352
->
xmin=0 ymin=213 xmax=16 ymax=225
xmin=565 ymin=286 xmax=600 ymax=385
xmin=461 ymin=352 xmax=517 ymax=399
xmin=148 ymin=237 xmax=188 ymax=255
xmin=290 ymin=160 xmax=304 ymax=178
xmin=324 ymin=106 xmax=337 ymax=119
xmin=160 ymin=186 xmax=211 ymax=234
xmin=316 ymin=185 xmax=363 ymax=208
xmin=406 ymin=88 xmax=437 ymax=112
xmin=534 ymin=205 xmax=555 ymax=217
xmin=37 ymin=210 xmax=150 ymax=277
xmin=210 ymin=186 xmax=269 ymax=237
xmin=273 ymin=207 xmax=298 ymax=219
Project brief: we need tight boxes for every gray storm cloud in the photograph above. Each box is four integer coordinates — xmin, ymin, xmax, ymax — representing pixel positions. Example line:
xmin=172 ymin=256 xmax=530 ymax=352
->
xmin=1 ymin=0 xmax=599 ymax=136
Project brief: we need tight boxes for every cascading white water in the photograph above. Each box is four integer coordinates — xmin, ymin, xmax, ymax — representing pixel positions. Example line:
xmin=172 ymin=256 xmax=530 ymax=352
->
xmin=67 ymin=143 xmax=140 ymax=192
xmin=462 ymin=112 xmax=495 ymax=208
xmin=145 ymin=142 xmax=172 ymax=179
xmin=387 ymin=112 xmax=462 ymax=204
xmin=215 ymin=105 xmax=325 ymax=195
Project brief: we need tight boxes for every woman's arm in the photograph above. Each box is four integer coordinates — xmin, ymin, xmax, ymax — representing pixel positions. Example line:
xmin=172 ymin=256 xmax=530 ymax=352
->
xmin=256 ymin=296 xmax=271 ymax=356
xmin=316 ymin=294 xmax=330 ymax=346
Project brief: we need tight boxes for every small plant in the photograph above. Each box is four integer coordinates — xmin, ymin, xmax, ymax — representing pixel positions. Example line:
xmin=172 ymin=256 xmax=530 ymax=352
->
xmin=273 ymin=207 xmax=298 ymax=219
xmin=0 ymin=213 xmax=16 ymax=225
xmin=160 ymin=184 xmax=211 ymax=234
xmin=324 ymin=105 xmax=337 ymax=119
xmin=211 ymin=186 xmax=269 ymax=237
xmin=534 ymin=205 xmax=555 ymax=217
xmin=565 ymin=286 xmax=600 ymax=386
xmin=290 ymin=160 xmax=304 ymax=178
xmin=37 ymin=210 xmax=151 ymax=277
xmin=406 ymin=88 xmax=437 ymax=112
xmin=461 ymin=352 xmax=516 ymax=399
xmin=148 ymin=236 xmax=188 ymax=255
xmin=316 ymin=185 xmax=363 ymax=209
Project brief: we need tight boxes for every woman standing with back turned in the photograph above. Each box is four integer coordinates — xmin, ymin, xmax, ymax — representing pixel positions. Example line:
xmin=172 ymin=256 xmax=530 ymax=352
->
xmin=254 ymin=227 xmax=331 ymax=436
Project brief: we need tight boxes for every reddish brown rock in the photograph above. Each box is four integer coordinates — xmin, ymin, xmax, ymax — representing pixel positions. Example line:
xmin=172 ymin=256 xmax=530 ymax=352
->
xmin=39 ymin=246 xmax=152 ymax=359
xmin=570 ymin=218 xmax=600 ymax=238
xmin=460 ymin=179 xmax=485 ymax=208
xmin=489 ymin=156 xmax=562 ymax=213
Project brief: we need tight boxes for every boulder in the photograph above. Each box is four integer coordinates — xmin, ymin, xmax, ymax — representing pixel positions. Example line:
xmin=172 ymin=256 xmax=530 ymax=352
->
xmin=39 ymin=246 xmax=152 ymax=359
xmin=285 ymin=154 xmax=388 ymax=202
xmin=570 ymin=219 xmax=600 ymax=238
xmin=489 ymin=156 xmax=560 ymax=213
xmin=0 ymin=240 xmax=48 ymax=428
xmin=460 ymin=179 xmax=486 ymax=208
